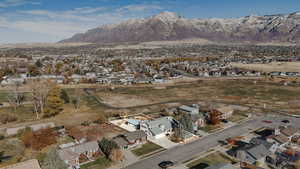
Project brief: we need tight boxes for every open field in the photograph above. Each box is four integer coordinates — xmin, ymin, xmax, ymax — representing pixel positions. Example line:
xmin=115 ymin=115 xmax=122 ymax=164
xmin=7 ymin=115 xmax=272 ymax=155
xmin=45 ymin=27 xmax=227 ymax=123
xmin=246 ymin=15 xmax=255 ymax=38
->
xmin=231 ymin=62 xmax=300 ymax=72
xmin=1 ymin=78 xmax=300 ymax=130
xmin=92 ymin=79 xmax=300 ymax=114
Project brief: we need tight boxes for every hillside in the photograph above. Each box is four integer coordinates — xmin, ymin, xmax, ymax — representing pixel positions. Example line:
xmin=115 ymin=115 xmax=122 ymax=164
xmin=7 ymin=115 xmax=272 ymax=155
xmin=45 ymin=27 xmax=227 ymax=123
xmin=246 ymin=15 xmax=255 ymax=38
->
xmin=61 ymin=11 xmax=300 ymax=44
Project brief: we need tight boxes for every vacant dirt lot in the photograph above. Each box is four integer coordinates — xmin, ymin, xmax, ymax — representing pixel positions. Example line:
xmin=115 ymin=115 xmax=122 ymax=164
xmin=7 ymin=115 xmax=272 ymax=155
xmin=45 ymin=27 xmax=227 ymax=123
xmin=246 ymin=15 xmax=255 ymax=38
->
xmin=231 ymin=62 xmax=300 ymax=72
xmin=99 ymin=94 xmax=153 ymax=108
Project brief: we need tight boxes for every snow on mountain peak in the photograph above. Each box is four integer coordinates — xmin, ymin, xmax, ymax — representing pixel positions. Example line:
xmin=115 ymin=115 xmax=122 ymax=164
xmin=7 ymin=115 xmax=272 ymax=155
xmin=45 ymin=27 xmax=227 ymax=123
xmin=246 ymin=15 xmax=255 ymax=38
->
xmin=152 ymin=12 xmax=179 ymax=23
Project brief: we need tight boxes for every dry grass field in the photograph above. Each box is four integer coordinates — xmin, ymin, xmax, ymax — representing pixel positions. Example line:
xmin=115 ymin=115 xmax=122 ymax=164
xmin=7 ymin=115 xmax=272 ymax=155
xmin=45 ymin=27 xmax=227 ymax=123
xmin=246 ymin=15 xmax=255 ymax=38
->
xmin=1 ymin=78 xmax=300 ymax=129
xmin=231 ymin=62 xmax=300 ymax=73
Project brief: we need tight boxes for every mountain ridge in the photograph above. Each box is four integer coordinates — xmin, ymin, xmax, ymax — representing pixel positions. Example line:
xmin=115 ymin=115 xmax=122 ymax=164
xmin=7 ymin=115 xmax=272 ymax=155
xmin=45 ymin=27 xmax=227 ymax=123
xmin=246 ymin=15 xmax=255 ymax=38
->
xmin=61 ymin=11 xmax=300 ymax=44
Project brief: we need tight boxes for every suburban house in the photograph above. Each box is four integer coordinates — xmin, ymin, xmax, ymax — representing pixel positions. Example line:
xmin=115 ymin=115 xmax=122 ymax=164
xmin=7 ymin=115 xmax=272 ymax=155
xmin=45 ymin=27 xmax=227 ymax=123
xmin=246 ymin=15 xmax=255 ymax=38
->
xmin=178 ymin=105 xmax=199 ymax=115
xmin=0 ymin=159 xmax=41 ymax=169
xmin=140 ymin=117 xmax=174 ymax=139
xmin=280 ymin=126 xmax=299 ymax=140
xmin=113 ymin=130 xmax=147 ymax=149
xmin=126 ymin=119 xmax=141 ymax=130
xmin=270 ymin=134 xmax=290 ymax=148
xmin=236 ymin=144 xmax=271 ymax=164
xmin=249 ymin=138 xmax=277 ymax=153
xmin=265 ymin=126 xmax=299 ymax=150
xmin=58 ymin=141 xmax=102 ymax=169
xmin=178 ymin=105 xmax=206 ymax=129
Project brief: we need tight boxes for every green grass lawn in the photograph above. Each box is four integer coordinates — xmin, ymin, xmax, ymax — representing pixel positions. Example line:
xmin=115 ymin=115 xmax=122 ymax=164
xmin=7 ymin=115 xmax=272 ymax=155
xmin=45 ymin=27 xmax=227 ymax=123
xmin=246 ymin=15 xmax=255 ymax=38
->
xmin=131 ymin=142 xmax=163 ymax=156
xmin=186 ymin=151 xmax=236 ymax=169
xmin=80 ymin=157 xmax=111 ymax=169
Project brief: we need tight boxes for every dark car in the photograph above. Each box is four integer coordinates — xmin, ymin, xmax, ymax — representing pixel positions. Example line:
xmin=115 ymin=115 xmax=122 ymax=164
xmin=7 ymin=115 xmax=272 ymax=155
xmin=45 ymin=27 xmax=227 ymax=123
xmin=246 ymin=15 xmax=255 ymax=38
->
xmin=158 ymin=161 xmax=174 ymax=168
xmin=222 ymin=119 xmax=228 ymax=123
xmin=281 ymin=120 xmax=290 ymax=123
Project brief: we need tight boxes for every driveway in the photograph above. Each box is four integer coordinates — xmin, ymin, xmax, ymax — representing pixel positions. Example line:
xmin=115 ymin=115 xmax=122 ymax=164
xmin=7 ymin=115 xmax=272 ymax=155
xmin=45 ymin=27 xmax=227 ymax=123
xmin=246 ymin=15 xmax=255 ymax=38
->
xmin=148 ymin=136 xmax=178 ymax=149
xmin=108 ymin=150 xmax=139 ymax=169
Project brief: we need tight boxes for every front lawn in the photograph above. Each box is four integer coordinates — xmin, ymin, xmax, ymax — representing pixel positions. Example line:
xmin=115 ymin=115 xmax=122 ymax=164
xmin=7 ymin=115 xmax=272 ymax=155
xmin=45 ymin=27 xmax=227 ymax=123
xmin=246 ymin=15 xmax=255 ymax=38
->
xmin=131 ymin=142 xmax=163 ymax=156
xmin=80 ymin=157 xmax=111 ymax=169
xmin=199 ymin=124 xmax=221 ymax=133
xmin=228 ymin=112 xmax=248 ymax=122
xmin=186 ymin=151 xmax=236 ymax=169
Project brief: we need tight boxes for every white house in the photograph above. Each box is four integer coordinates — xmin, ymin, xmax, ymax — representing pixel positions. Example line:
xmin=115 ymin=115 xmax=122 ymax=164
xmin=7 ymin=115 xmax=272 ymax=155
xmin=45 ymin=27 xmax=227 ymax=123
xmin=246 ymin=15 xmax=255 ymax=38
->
xmin=140 ymin=117 xmax=174 ymax=139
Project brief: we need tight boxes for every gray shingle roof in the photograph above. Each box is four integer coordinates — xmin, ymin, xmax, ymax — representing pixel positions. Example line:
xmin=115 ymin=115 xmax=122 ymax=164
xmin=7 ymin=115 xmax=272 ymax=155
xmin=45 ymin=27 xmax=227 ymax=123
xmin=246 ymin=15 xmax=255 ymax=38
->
xmin=58 ymin=141 xmax=100 ymax=163
xmin=113 ymin=137 xmax=128 ymax=148
xmin=179 ymin=105 xmax=198 ymax=114
xmin=124 ymin=130 xmax=147 ymax=142
xmin=67 ymin=141 xmax=99 ymax=154
xmin=247 ymin=144 xmax=270 ymax=160
xmin=144 ymin=117 xmax=173 ymax=136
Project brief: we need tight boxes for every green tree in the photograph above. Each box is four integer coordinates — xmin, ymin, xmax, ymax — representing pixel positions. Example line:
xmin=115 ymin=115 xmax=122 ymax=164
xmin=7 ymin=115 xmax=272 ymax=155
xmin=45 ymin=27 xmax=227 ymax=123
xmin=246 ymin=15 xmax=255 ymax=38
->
xmin=35 ymin=59 xmax=43 ymax=68
xmin=28 ymin=65 xmax=41 ymax=77
xmin=44 ymin=85 xmax=64 ymax=117
xmin=99 ymin=138 xmax=119 ymax=157
xmin=178 ymin=114 xmax=194 ymax=133
xmin=60 ymin=89 xmax=70 ymax=104
xmin=0 ymin=151 xmax=4 ymax=162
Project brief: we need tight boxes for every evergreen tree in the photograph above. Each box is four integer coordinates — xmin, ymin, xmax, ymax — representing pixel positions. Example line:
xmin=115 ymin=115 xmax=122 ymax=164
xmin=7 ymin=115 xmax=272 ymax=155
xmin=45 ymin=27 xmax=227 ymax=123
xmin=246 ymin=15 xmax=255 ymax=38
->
xmin=99 ymin=138 xmax=119 ymax=157
xmin=35 ymin=59 xmax=43 ymax=68
xmin=0 ymin=151 xmax=4 ymax=162
xmin=60 ymin=89 xmax=70 ymax=104
xmin=44 ymin=85 xmax=64 ymax=117
xmin=179 ymin=114 xmax=194 ymax=133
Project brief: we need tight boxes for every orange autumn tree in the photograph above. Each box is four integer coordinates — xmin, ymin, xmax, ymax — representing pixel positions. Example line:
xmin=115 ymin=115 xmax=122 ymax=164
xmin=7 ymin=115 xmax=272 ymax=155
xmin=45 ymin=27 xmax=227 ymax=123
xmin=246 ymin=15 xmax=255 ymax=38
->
xmin=21 ymin=128 xmax=57 ymax=151
xmin=209 ymin=110 xmax=222 ymax=125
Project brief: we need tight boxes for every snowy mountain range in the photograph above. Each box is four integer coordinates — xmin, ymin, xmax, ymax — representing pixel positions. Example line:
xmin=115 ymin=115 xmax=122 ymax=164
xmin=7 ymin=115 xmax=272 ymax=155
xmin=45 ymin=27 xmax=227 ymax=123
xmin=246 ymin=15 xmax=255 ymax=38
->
xmin=61 ymin=11 xmax=300 ymax=44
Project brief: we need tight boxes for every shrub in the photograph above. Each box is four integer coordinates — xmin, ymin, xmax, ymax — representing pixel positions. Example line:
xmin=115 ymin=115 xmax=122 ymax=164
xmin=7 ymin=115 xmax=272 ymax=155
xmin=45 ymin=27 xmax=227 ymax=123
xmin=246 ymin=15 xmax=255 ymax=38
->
xmin=0 ymin=114 xmax=17 ymax=124
xmin=20 ymin=128 xmax=57 ymax=151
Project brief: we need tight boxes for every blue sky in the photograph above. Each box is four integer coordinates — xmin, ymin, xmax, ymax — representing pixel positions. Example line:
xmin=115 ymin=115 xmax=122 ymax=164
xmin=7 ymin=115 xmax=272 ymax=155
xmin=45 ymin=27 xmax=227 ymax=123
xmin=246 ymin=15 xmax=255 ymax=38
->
xmin=0 ymin=0 xmax=299 ymax=44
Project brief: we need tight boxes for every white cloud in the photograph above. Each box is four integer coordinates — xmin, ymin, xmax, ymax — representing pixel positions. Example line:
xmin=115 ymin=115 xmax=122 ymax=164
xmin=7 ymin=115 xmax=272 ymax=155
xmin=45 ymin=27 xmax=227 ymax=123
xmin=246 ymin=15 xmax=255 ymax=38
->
xmin=0 ymin=2 xmax=165 ymax=43
xmin=0 ymin=0 xmax=39 ymax=8
xmin=117 ymin=4 xmax=163 ymax=13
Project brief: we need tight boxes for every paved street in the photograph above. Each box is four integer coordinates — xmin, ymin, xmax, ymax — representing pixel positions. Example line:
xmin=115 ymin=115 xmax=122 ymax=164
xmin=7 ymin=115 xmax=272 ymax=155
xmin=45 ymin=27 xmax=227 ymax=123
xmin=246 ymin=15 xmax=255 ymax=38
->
xmin=122 ymin=115 xmax=300 ymax=169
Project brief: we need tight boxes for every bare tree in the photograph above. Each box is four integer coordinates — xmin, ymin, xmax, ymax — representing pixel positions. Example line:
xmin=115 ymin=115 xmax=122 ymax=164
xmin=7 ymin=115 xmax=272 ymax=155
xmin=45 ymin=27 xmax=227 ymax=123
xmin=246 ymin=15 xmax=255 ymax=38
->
xmin=72 ymin=88 xmax=81 ymax=112
xmin=7 ymin=81 xmax=24 ymax=113
xmin=28 ymin=79 xmax=51 ymax=119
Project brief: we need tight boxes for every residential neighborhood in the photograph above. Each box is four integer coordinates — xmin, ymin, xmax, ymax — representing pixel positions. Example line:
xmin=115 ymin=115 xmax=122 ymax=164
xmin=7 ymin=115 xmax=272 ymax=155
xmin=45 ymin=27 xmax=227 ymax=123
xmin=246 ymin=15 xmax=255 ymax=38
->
xmin=1 ymin=3 xmax=300 ymax=169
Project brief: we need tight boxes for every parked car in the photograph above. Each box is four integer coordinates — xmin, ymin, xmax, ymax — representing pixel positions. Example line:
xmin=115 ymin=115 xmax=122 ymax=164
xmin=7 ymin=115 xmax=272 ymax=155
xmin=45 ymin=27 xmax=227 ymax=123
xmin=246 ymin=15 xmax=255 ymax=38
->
xmin=281 ymin=120 xmax=290 ymax=123
xmin=262 ymin=120 xmax=272 ymax=123
xmin=222 ymin=119 xmax=228 ymax=123
xmin=158 ymin=161 xmax=174 ymax=168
